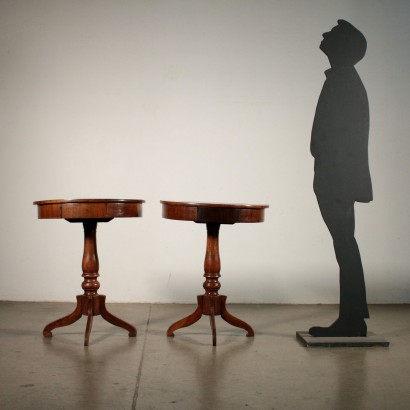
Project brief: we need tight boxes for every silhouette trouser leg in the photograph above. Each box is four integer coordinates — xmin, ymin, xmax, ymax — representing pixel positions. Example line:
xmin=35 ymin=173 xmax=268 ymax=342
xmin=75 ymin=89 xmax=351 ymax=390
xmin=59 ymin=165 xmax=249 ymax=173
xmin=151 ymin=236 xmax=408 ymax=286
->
xmin=317 ymin=196 xmax=369 ymax=320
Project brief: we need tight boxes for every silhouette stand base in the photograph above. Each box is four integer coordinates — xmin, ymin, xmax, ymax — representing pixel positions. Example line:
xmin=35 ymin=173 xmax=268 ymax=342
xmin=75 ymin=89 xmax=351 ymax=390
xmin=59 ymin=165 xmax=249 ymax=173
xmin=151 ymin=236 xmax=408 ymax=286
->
xmin=167 ymin=295 xmax=254 ymax=346
xmin=296 ymin=331 xmax=389 ymax=347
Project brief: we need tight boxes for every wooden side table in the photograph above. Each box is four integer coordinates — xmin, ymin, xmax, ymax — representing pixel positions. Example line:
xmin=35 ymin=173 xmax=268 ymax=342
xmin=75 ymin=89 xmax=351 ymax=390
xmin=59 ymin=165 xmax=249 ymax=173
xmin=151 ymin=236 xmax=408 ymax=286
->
xmin=33 ymin=199 xmax=144 ymax=346
xmin=161 ymin=200 xmax=269 ymax=346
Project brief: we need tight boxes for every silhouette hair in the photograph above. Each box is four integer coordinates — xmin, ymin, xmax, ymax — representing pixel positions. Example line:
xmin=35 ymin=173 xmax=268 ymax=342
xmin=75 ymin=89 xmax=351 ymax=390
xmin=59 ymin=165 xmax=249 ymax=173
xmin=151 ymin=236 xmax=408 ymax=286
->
xmin=337 ymin=19 xmax=367 ymax=65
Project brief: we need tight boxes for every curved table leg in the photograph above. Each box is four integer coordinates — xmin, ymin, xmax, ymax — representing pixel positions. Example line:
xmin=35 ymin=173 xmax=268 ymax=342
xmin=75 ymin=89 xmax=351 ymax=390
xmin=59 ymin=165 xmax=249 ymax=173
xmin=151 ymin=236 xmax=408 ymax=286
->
xmin=167 ymin=296 xmax=203 ymax=337
xmin=84 ymin=299 xmax=94 ymax=346
xmin=220 ymin=295 xmax=254 ymax=337
xmin=43 ymin=296 xmax=83 ymax=337
xmin=99 ymin=295 xmax=137 ymax=337
xmin=209 ymin=305 xmax=217 ymax=346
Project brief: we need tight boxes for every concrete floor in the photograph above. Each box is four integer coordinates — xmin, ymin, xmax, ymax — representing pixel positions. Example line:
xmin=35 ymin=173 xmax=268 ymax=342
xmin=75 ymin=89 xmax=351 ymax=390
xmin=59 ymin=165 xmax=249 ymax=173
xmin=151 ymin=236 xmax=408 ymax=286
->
xmin=0 ymin=302 xmax=409 ymax=409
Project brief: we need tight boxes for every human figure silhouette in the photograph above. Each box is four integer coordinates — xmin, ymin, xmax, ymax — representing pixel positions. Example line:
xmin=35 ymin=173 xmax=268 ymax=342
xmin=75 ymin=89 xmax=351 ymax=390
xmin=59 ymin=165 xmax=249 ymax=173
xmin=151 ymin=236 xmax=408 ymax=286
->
xmin=309 ymin=20 xmax=372 ymax=337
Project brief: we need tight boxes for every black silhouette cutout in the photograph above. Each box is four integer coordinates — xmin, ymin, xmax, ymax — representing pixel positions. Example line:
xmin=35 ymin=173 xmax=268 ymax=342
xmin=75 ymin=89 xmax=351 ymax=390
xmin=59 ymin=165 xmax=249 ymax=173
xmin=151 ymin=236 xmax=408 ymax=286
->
xmin=309 ymin=20 xmax=372 ymax=337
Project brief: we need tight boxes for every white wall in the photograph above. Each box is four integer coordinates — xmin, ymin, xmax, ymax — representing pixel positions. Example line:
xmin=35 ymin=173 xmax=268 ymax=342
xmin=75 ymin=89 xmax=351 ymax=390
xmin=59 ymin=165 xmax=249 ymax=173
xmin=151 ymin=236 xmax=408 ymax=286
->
xmin=1 ymin=0 xmax=409 ymax=303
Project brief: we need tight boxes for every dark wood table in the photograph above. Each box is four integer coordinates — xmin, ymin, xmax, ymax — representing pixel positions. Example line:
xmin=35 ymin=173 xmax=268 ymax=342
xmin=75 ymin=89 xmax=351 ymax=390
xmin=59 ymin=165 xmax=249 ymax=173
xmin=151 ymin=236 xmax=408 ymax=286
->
xmin=33 ymin=199 xmax=145 ymax=346
xmin=161 ymin=200 xmax=269 ymax=346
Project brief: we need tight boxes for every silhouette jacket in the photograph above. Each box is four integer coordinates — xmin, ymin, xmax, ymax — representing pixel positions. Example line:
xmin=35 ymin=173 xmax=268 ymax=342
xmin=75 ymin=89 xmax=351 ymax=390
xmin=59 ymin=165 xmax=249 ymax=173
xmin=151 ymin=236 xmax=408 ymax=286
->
xmin=311 ymin=66 xmax=373 ymax=202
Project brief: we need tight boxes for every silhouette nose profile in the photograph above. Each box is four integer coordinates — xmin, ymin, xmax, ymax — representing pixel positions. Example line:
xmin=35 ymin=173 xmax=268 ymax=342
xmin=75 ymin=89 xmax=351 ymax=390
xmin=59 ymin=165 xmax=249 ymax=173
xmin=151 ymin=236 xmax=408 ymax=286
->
xmin=322 ymin=30 xmax=333 ymax=40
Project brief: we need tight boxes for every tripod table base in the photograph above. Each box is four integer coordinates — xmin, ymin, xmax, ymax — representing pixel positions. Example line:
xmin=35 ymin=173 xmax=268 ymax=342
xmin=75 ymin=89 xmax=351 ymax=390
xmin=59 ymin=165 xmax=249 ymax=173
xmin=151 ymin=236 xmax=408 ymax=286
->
xmin=43 ymin=295 xmax=137 ymax=346
xmin=167 ymin=295 xmax=254 ymax=346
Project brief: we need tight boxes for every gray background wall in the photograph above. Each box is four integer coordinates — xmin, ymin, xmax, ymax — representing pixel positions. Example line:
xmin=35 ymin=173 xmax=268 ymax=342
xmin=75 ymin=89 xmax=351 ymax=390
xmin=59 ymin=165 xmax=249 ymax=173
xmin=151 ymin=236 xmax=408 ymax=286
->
xmin=1 ymin=0 xmax=409 ymax=303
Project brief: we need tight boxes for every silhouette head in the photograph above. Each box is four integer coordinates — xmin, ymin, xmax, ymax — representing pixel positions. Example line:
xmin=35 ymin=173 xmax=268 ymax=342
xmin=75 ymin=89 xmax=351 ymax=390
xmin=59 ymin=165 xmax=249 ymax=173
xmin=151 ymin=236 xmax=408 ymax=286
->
xmin=320 ymin=20 xmax=367 ymax=67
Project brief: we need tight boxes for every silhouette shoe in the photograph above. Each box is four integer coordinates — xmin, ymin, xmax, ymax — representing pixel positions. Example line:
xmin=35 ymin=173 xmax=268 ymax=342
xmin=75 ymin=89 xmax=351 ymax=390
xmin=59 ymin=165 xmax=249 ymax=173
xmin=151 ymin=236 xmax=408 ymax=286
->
xmin=308 ymin=318 xmax=367 ymax=337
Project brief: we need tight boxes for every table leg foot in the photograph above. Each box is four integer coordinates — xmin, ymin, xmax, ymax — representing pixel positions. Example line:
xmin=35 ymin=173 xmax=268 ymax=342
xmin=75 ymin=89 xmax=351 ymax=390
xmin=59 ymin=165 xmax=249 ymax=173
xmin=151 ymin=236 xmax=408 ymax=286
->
xmin=99 ymin=295 xmax=137 ymax=337
xmin=167 ymin=296 xmax=203 ymax=337
xmin=43 ymin=296 xmax=83 ymax=338
xmin=220 ymin=295 xmax=254 ymax=337
xmin=84 ymin=299 xmax=94 ymax=346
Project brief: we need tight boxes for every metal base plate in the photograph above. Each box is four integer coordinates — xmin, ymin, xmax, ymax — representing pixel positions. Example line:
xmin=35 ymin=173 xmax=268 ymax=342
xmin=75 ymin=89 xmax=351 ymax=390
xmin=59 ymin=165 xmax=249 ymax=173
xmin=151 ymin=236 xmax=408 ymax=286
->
xmin=296 ymin=331 xmax=390 ymax=347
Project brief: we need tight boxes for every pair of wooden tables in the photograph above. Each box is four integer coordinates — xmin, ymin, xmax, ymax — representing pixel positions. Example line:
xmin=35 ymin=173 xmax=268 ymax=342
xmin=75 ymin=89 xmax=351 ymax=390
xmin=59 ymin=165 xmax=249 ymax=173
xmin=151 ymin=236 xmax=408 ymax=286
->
xmin=34 ymin=199 xmax=268 ymax=345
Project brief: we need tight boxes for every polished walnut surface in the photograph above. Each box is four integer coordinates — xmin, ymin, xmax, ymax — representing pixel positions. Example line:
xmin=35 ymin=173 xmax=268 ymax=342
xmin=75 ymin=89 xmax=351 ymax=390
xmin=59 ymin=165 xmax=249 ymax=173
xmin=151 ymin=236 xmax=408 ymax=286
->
xmin=34 ymin=198 xmax=144 ymax=220
xmin=161 ymin=200 xmax=268 ymax=224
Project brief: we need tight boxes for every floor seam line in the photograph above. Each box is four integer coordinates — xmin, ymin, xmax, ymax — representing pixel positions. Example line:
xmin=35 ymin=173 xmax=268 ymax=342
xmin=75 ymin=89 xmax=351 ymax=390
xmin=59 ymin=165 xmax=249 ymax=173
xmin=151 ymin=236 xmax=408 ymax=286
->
xmin=131 ymin=304 xmax=151 ymax=410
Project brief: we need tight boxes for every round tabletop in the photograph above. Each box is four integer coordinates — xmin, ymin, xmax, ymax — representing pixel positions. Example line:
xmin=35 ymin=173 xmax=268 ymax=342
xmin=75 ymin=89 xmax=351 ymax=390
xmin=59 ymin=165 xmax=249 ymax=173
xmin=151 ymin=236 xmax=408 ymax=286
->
xmin=160 ymin=200 xmax=269 ymax=224
xmin=34 ymin=199 xmax=145 ymax=220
